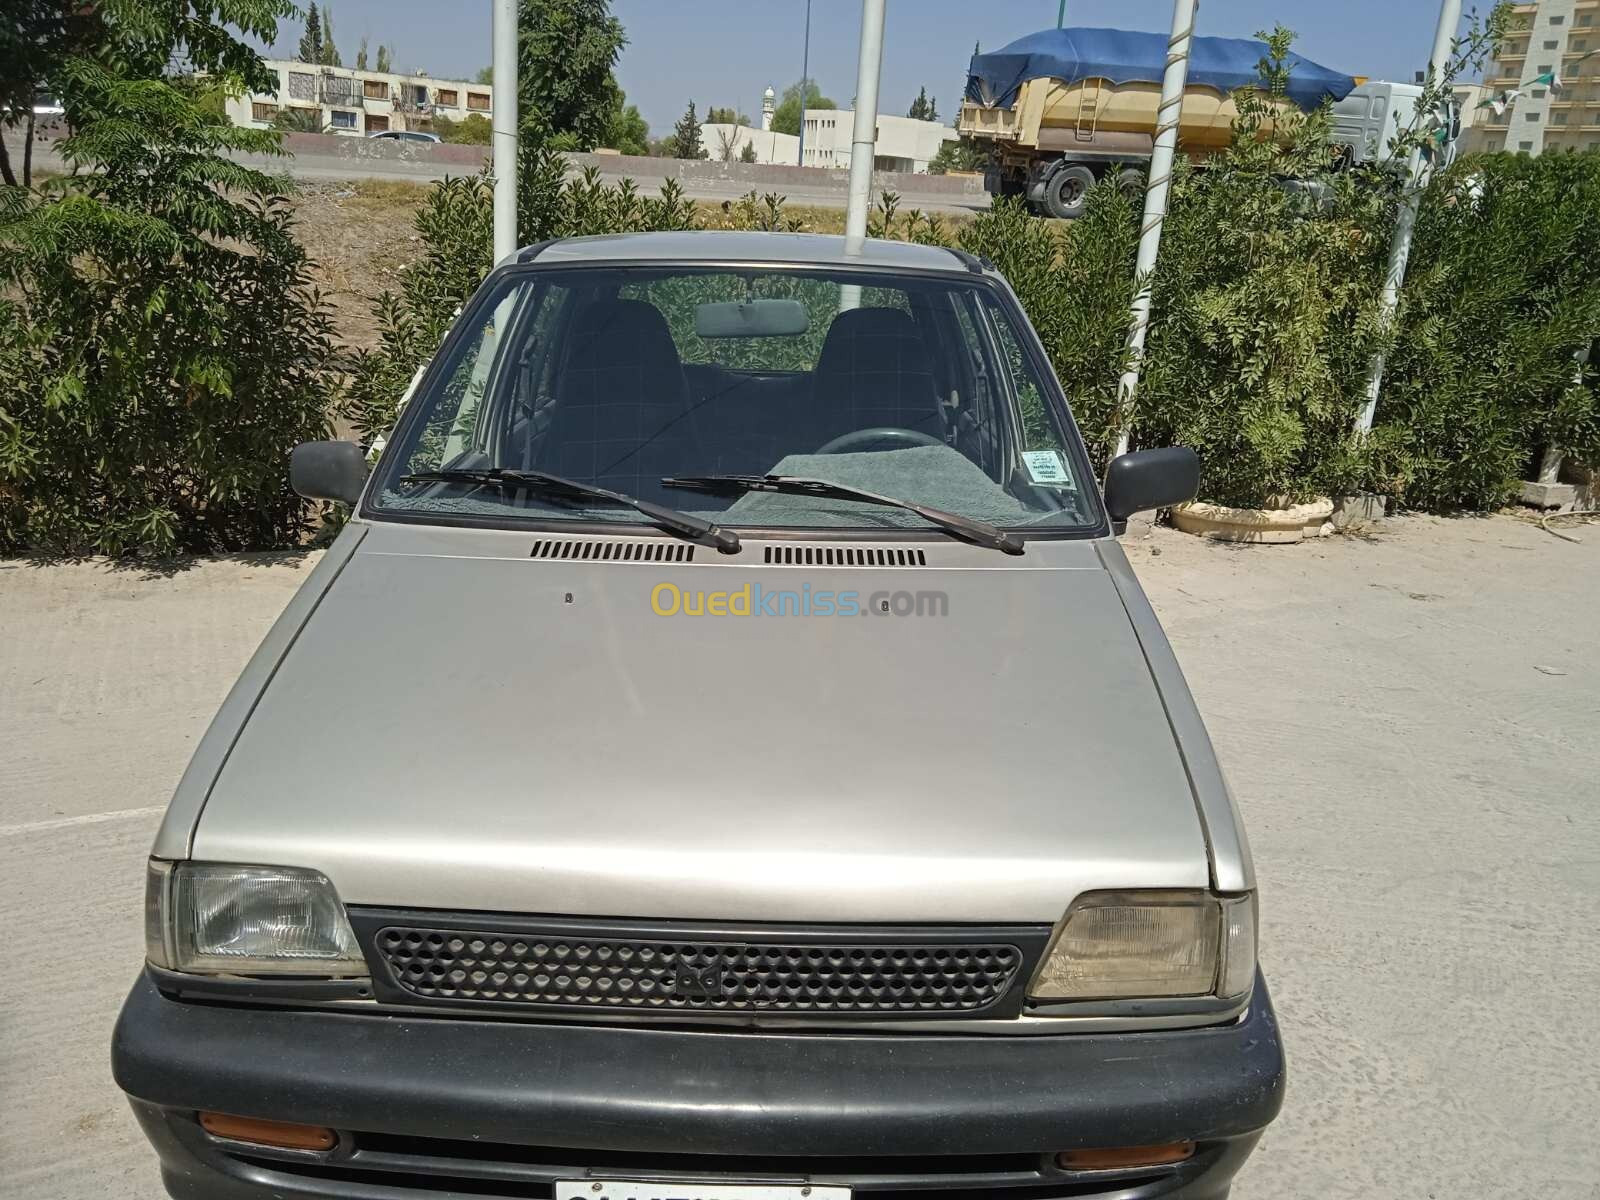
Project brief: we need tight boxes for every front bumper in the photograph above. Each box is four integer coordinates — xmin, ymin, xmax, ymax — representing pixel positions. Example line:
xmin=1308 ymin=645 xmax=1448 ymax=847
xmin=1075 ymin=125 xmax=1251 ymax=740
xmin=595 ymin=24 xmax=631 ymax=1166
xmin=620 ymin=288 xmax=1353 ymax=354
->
xmin=113 ymin=968 xmax=1285 ymax=1199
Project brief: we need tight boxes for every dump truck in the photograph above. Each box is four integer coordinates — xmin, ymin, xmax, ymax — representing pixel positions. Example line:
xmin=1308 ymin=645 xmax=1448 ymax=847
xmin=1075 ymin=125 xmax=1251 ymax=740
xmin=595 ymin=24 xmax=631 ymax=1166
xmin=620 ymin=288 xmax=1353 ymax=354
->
xmin=960 ymin=27 xmax=1361 ymax=218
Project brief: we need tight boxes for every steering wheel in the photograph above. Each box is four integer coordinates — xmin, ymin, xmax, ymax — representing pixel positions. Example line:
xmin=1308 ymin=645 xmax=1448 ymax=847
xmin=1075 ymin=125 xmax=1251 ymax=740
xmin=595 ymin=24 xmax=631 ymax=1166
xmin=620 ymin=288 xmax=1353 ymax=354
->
xmin=815 ymin=427 xmax=944 ymax=454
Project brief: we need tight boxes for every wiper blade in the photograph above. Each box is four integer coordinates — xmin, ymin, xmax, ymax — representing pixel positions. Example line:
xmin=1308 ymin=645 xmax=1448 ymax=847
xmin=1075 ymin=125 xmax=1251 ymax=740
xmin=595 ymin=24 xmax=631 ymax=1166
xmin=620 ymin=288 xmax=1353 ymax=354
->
xmin=661 ymin=473 xmax=1023 ymax=555
xmin=401 ymin=468 xmax=741 ymax=553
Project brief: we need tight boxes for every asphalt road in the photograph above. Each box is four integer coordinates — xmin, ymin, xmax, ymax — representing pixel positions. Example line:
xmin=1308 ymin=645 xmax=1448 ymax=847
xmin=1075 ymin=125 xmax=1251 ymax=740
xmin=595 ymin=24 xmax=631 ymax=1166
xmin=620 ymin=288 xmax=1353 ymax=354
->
xmin=3 ymin=514 xmax=1598 ymax=1198
xmin=6 ymin=135 xmax=989 ymax=215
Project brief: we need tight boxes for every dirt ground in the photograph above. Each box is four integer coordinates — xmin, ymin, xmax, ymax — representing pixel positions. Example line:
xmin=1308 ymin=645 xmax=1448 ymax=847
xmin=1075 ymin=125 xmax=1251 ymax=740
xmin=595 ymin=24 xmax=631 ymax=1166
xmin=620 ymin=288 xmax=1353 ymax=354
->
xmin=3 ymin=513 xmax=1598 ymax=1199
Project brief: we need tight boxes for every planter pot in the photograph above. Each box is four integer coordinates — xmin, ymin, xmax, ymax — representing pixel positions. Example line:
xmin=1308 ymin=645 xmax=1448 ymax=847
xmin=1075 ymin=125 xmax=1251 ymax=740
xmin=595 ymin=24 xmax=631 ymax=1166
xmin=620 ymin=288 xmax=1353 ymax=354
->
xmin=1171 ymin=498 xmax=1335 ymax=544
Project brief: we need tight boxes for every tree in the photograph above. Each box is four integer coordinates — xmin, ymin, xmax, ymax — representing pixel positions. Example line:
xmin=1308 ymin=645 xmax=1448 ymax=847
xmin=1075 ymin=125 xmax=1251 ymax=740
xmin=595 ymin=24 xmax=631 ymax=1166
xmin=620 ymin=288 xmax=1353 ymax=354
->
xmin=297 ymin=3 xmax=323 ymax=64
xmin=476 ymin=65 xmax=494 ymax=85
xmin=707 ymin=106 xmax=749 ymax=126
xmin=320 ymin=6 xmax=341 ymax=66
xmin=740 ymin=140 xmax=757 ymax=163
xmin=374 ymin=43 xmax=392 ymax=73
xmin=0 ymin=1 xmax=95 ymax=186
xmin=908 ymin=87 xmax=932 ymax=121
xmin=712 ymin=124 xmax=743 ymax=162
xmin=435 ymin=112 xmax=492 ymax=144
xmin=273 ymin=105 xmax=328 ymax=133
xmin=355 ymin=36 xmax=368 ymax=70
xmin=518 ymin=0 xmax=627 ymax=150
xmin=771 ymin=79 xmax=834 ymax=136
xmin=928 ymin=138 xmax=983 ymax=174
xmin=604 ymin=89 xmax=649 ymax=156
xmin=0 ymin=2 xmax=342 ymax=555
xmin=671 ymin=99 xmax=705 ymax=160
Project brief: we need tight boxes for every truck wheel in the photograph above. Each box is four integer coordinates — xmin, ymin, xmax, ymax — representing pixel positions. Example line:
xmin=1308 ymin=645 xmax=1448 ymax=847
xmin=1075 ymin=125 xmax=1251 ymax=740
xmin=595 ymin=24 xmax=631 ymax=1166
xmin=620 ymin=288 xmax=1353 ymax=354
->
xmin=1043 ymin=164 xmax=1095 ymax=220
xmin=1116 ymin=167 xmax=1145 ymax=202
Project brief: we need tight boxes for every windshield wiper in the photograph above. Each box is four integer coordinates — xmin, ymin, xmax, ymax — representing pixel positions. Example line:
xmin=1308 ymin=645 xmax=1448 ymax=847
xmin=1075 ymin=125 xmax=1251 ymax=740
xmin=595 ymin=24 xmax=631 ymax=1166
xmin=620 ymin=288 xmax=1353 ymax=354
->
xmin=401 ymin=467 xmax=741 ymax=553
xmin=661 ymin=474 xmax=1023 ymax=555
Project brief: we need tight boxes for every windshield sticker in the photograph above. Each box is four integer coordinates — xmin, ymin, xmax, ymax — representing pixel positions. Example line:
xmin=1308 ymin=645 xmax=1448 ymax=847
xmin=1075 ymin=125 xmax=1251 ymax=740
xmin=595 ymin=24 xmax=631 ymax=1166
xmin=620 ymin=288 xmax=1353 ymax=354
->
xmin=1022 ymin=450 xmax=1070 ymax=486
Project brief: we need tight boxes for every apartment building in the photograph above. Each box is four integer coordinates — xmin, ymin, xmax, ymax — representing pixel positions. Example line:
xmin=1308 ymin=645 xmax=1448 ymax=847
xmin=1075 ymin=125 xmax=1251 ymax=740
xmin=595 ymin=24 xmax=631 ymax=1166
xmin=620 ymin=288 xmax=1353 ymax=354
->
xmin=223 ymin=59 xmax=492 ymax=136
xmin=1475 ymin=0 xmax=1600 ymax=154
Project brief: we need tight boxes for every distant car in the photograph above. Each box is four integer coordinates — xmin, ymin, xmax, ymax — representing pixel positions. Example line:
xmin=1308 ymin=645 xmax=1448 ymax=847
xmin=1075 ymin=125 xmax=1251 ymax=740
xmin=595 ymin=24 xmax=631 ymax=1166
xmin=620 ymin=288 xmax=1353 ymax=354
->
xmin=368 ymin=129 xmax=440 ymax=143
xmin=33 ymin=91 xmax=64 ymax=116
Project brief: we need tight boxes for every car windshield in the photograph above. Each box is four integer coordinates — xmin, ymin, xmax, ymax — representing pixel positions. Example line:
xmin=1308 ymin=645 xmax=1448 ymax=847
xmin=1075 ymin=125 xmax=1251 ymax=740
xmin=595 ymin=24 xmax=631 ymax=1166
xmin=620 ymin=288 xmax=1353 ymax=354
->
xmin=372 ymin=262 xmax=1098 ymax=534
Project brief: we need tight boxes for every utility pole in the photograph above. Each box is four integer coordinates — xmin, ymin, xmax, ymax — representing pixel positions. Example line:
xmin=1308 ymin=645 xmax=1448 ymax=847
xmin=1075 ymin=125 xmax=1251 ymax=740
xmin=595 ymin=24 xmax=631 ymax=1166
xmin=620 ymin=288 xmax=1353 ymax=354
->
xmin=491 ymin=0 xmax=518 ymax=264
xmin=797 ymin=0 xmax=813 ymax=167
xmin=1109 ymin=0 xmax=1197 ymax=461
xmin=844 ymin=0 xmax=886 ymax=254
xmin=1356 ymin=0 xmax=1463 ymax=432
xmin=1057 ymin=0 xmax=1067 ymax=28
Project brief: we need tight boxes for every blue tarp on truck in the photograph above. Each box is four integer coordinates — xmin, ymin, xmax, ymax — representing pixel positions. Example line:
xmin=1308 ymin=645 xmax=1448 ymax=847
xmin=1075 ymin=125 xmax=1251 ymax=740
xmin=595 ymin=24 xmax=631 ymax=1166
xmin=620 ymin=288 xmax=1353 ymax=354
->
xmin=965 ymin=27 xmax=1357 ymax=112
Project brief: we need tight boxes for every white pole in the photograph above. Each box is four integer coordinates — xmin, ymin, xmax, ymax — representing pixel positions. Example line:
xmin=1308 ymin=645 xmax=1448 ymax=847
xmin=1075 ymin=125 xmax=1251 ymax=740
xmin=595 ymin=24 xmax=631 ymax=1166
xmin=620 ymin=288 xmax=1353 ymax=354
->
xmin=1355 ymin=0 xmax=1462 ymax=433
xmin=1109 ymin=0 xmax=1197 ymax=461
xmin=797 ymin=0 xmax=812 ymax=167
xmin=843 ymin=0 xmax=886 ymax=254
xmin=492 ymin=0 xmax=519 ymax=265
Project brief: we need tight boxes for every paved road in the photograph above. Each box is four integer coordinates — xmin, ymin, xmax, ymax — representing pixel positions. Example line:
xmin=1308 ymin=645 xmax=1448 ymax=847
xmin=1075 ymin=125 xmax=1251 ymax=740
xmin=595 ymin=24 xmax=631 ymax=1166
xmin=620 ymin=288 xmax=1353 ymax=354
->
xmin=3 ymin=515 xmax=1598 ymax=1198
xmin=7 ymin=136 xmax=990 ymax=215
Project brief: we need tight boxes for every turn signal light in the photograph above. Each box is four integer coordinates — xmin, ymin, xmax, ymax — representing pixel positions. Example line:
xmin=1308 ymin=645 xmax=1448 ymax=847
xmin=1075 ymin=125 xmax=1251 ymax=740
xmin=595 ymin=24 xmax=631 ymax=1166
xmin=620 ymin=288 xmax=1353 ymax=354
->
xmin=199 ymin=1112 xmax=337 ymax=1151
xmin=1057 ymin=1142 xmax=1195 ymax=1170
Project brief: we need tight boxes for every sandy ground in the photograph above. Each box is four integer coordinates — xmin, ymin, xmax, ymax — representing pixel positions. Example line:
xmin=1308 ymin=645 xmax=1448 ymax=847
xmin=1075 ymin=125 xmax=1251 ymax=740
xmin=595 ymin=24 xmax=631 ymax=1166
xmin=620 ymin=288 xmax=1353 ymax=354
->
xmin=2 ymin=515 xmax=1597 ymax=1198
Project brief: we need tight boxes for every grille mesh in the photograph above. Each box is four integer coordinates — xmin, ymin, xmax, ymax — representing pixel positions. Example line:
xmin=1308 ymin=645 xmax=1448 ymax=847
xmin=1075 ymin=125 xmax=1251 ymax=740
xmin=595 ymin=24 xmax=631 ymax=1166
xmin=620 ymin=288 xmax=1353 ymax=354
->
xmin=373 ymin=927 xmax=1022 ymax=1014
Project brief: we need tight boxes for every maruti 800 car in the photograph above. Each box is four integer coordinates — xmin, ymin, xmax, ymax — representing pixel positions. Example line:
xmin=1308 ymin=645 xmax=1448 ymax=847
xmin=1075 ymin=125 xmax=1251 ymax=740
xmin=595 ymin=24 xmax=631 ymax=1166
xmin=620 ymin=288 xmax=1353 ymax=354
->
xmin=112 ymin=232 xmax=1284 ymax=1200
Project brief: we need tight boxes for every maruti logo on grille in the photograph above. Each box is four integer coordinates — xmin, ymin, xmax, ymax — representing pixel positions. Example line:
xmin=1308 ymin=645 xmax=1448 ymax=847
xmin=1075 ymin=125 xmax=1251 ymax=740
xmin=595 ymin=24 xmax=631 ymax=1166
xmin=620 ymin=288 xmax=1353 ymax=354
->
xmin=673 ymin=962 xmax=725 ymax=1000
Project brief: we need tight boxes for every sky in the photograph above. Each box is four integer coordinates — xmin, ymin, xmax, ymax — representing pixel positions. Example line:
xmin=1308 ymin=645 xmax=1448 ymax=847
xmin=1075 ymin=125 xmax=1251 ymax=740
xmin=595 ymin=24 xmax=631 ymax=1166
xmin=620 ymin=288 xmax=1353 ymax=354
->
xmin=261 ymin=1 xmax=1466 ymax=135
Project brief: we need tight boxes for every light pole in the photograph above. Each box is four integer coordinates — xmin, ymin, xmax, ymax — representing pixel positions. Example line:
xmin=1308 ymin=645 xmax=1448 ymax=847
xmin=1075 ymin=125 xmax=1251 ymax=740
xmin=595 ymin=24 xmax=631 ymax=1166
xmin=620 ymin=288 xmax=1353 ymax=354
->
xmin=797 ymin=0 xmax=812 ymax=167
xmin=491 ymin=0 xmax=518 ymax=264
xmin=1355 ymin=0 xmax=1463 ymax=432
xmin=1057 ymin=0 xmax=1067 ymax=27
xmin=1109 ymin=0 xmax=1196 ymax=460
xmin=843 ymin=0 xmax=886 ymax=253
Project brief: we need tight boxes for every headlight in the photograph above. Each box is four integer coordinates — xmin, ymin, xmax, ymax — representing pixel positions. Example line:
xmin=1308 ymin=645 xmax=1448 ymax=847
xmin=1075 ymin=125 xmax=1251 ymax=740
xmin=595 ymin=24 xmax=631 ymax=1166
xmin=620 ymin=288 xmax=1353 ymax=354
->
xmin=1027 ymin=890 xmax=1256 ymax=1003
xmin=145 ymin=860 xmax=367 ymax=977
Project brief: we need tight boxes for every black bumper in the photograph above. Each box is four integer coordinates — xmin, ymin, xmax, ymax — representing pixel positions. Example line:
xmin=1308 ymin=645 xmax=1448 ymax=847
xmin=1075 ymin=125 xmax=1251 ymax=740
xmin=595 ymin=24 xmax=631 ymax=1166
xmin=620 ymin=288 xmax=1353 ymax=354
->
xmin=114 ymin=969 xmax=1284 ymax=1198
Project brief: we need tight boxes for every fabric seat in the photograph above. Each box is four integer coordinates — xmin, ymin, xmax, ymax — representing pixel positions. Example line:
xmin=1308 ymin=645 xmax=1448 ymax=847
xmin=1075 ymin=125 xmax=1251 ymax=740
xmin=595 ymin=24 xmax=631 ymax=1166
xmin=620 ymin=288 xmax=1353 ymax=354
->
xmin=807 ymin=307 xmax=946 ymax=449
xmin=535 ymin=299 xmax=699 ymax=499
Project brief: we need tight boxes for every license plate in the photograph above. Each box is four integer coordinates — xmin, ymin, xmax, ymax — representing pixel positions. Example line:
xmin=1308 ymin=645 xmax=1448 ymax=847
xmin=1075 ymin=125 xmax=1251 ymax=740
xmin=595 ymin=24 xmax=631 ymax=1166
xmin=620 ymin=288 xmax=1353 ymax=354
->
xmin=557 ymin=1183 xmax=850 ymax=1200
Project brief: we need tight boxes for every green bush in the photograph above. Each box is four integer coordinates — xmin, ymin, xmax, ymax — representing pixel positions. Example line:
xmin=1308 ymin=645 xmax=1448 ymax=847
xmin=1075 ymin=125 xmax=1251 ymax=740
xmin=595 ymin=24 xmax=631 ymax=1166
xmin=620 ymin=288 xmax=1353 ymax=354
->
xmin=1378 ymin=150 xmax=1600 ymax=510
xmin=435 ymin=113 xmax=492 ymax=145
xmin=0 ymin=61 xmax=340 ymax=556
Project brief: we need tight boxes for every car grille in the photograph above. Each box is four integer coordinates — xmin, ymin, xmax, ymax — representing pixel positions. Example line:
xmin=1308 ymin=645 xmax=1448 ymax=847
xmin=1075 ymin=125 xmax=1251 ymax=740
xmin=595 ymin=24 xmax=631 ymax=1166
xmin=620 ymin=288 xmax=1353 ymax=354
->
xmin=356 ymin=915 xmax=1041 ymax=1017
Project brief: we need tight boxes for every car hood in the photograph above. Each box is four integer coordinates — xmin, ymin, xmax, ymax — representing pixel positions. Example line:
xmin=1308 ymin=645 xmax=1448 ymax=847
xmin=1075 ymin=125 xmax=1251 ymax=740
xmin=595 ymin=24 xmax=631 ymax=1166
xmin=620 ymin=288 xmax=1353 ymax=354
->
xmin=193 ymin=524 xmax=1209 ymax=923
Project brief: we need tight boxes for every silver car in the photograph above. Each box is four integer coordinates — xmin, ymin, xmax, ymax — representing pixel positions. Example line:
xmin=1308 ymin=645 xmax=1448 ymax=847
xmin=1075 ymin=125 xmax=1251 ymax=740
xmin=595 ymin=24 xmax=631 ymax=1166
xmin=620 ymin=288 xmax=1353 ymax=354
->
xmin=114 ymin=232 xmax=1282 ymax=1200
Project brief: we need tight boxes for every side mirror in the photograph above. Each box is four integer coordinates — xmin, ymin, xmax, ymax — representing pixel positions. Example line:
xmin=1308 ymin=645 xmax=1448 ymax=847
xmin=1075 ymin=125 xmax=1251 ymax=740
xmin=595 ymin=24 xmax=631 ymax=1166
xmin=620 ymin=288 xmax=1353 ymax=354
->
xmin=291 ymin=440 xmax=369 ymax=506
xmin=1103 ymin=446 xmax=1200 ymax=522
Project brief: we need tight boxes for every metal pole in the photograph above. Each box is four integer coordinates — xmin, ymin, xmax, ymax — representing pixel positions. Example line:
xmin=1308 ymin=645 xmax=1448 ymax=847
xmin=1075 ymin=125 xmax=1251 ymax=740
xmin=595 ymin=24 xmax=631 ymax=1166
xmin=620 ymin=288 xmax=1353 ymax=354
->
xmin=797 ymin=0 xmax=812 ymax=167
xmin=844 ymin=0 xmax=886 ymax=253
xmin=1355 ymin=0 xmax=1462 ymax=432
xmin=1109 ymin=0 xmax=1196 ymax=460
xmin=491 ymin=0 xmax=519 ymax=264
xmin=1057 ymin=0 xmax=1067 ymax=28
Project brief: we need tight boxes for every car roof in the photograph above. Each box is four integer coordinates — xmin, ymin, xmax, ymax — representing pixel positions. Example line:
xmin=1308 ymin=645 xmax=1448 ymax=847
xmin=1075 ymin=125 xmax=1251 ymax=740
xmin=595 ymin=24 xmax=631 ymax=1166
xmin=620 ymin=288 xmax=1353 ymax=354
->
xmin=524 ymin=231 xmax=987 ymax=276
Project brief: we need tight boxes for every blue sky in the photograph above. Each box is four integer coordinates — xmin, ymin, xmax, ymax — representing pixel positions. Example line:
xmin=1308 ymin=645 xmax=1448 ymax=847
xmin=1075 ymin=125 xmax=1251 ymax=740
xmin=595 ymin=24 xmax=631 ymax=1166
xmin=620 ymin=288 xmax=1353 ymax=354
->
xmin=263 ymin=1 xmax=1472 ymax=134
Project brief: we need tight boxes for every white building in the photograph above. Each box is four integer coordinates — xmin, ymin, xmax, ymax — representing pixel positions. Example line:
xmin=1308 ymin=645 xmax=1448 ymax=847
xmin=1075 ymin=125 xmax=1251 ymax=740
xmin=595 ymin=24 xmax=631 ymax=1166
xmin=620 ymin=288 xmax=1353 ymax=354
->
xmin=699 ymin=123 xmax=799 ymax=164
xmin=800 ymin=111 xmax=957 ymax=173
xmin=223 ymin=58 xmax=493 ymax=136
xmin=1475 ymin=0 xmax=1600 ymax=155
xmin=701 ymin=108 xmax=957 ymax=173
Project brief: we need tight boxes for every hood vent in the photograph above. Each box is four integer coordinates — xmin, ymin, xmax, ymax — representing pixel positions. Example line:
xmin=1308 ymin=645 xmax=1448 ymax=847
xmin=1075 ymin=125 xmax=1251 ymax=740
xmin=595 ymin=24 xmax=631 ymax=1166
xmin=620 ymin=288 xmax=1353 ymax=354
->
xmin=530 ymin=539 xmax=695 ymax=563
xmin=764 ymin=545 xmax=927 ymax=567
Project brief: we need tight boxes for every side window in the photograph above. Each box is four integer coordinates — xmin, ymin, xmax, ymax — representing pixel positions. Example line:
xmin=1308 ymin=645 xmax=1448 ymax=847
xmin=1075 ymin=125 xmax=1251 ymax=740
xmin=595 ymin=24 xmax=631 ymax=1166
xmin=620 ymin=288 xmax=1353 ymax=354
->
xmin=401 ymin=293 xmax=516 ymax=473
xmin=982 ymin=295 xmax=1064 ymax=454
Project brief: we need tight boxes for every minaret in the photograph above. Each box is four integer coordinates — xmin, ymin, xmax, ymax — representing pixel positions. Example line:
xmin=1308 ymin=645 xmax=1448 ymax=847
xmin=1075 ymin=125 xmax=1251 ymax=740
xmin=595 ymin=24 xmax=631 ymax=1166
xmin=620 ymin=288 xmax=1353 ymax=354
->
xmin=761 ymin=85 xmax=775 ymax=131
